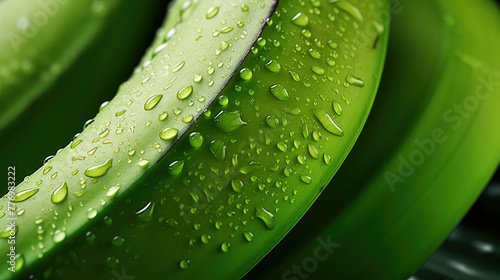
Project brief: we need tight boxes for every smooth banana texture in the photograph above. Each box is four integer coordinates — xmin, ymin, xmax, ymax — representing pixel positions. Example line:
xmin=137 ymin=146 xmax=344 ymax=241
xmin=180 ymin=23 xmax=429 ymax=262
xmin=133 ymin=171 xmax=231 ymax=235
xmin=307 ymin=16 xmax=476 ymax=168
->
xmin=249 ymin=0 xmax=500 ymax=279
xmin=0 ymin=0 xmax=389 ymax=279
xmin=0 ymin=0 xmax=170 ymax=180
xmin=0 ymin=0 xmax=132 ymax=131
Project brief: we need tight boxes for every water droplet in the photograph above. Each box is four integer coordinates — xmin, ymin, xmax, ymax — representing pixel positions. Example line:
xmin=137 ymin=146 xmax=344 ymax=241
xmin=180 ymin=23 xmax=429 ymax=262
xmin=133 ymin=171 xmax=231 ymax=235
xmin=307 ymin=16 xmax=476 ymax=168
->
xmin=336 ymin=1 xmax=364 ymax=22
xmin=221 ymin=242 xmax=231 ymax=252
xmin=189 ymin=132 xmax=204 ymax=148
xmin=313 ymin=109 xmax=344 ymax=136
xmin=201 ymin=234 xmax=211 ymax=244
xmin=346 ymin=75 xmax=365 ymax=87
xmin=115 ymin=109 xmax=126 ymax=117
xmin=106 ymin=185 xmax=121 ymax=199
xmin=243 ymin=231 xmax=254 ymax=242
xmin=255 ymin=205 xmax=275 ymax=230
xmin=308 ymin=49 xmax=321 ymax=59
xmin=277 ymin=142 xmax=288 ymax=152
xmin=307 ymin=143 xmax=320 ymax=159
xmin=177 ymin=85 xmax=193 ymax=100
xmin=53 ymin=230 xmax=66 ymax=243
xmin=239 ymin=68 xmax=253 ymax=81
xmin=300 ymin=175 xmax=312 ymax=184
xmin=168 ymin=161 xmax=185 ymax=176
xmin=221 ymin=26 xmax=234 ymax=34
xmin=87 ymin=208 xmax=98 ymax=219
xmin=231 ymin=179 xmax=244 ymax=193
xmin=333 ymin=101 xmax=343 ymax=116
xmin=158 ymin=111 xmax=169 ymax=121
xmin=206 ymin=6 xmax=219 ymax=19
xmin=311 ymin=66 xmax=325 ymax=75
xmin=144 ymin=94 xmax=163 ymax=111
xmin=265 ymin=60 xmax=281 ymax=73
xmin=159 ymin=128 xmax=179 ymax=141
xmin=13 ymin=188 xmax=39 ymax=202
xmin=193 ymin=74 xmax=203 ymax=83
xmin=112 ymin=236 xmax=125 ymax=247
xmin=51 ymin=182 xmax=68 ymax=204
xmin=290 ymin=71 xmax=300 ymax=82
xmin=84 ymin=159 xmax=113 ymax=178
xmin=215 ymin=221 xmax=223 ymax=229
xmin=270 ymin=84 xmax=290 ymax=101
xmin=43 ymin=166 xmax=52 ymax=175
xmin=292 ymin=12 xmax=309 ymax=27
xmin=138 ymin=159 xmax=150 ymax=169
xmin=266 ymin=115 xmax=280 ymax=128
xmin=324 ymin=154 xmax=332 ymax=165
xmin=172 ymin=61 xmax=185 ymax=73
xmin=214 ymin=111 xmax=247 ymax=132
xmin=135 ymin=202 xmax=155 ymax=223
xmin=210 ymin=140 xmax=226 ymax=161
xmin=297 ymin=154 xmax=307 ymax=164
xmin=180 ymin=259 xmax=190 ymax=269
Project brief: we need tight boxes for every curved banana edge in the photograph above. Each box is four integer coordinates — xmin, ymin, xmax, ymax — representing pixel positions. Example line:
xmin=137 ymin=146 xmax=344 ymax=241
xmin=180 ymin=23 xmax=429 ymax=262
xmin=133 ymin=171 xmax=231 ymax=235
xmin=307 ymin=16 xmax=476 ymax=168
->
xmin=0 ymin=0 xmax=277 ymax=278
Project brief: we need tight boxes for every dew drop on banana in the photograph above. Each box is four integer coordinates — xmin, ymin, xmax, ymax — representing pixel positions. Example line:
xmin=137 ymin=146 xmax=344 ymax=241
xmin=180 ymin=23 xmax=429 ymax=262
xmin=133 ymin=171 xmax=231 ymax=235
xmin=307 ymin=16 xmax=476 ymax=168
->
xmin=221 ymin=242 xmax=231 ymax=253
xmin=333 ymin=101 xmax=343 ymax=116
xmin=180 ymin=259 xmax=190 ymax=269
xmin=135 ymin=201 xmax=155 ymax=223
xmin=144 ymin=94 xmax=163 ymax=111
xmin=214 ymin=111 xmax=247 ymax=132
xmin=53 ymin=230 xmax=66 ymax=243
xmin=13 ymin=188 xmax=39 ymax=202
xmin=201 ymin=234 xmax=211 ymax=244
xmin=205 ymin=6 xmax=219 ymax=19
xmin=189 ymin=132 xmax=204 ymax=148
xmin=105 ymin=185 xmax=121 ymax=199
xmin=265 ymin=60 xmax=281 ymax=73
xmin=159 ymin=127 xmax=179 ymax=141
xmin=312 ymin=109 xmax=344 ymax=136
xmin=346 ymin=75 xmax=365 ymax=87
xmin=270 ymin=84 xmax=290 ymax=101
xmin=51 ymin=182 xmax=68 ymax=204
xmin=84 ymin=159 xmax=113 ymax=178
xmin=239 ymin=68 xmax=253 ymax=81
xmin=87 ymin=208 xmax=98 ymax=220
xmin=177 ymin=85 xmax=193 ymax=100
xmin=255 ymin=205 xmax=275 ymax=230
xmin=292 ymin=12 xmax=309 ymax=27
xmin=243 ymin=231 xmax=254 ymax=242
xmin=168 ymin=160 xmax=185 ymax=176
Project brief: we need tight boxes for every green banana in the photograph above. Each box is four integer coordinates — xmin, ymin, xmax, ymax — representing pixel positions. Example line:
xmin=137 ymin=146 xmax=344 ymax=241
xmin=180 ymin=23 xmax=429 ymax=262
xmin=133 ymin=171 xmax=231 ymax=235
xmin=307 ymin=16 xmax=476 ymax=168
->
xmin=248 ymin=0 xmax=500 ymax=279
xmin=0 ymin=0 xmax=130 ymax=131
xmin=0 ymin=0 xmax=389 ymax=279
xmin=0 ymin=0 xmax=171 ymax=180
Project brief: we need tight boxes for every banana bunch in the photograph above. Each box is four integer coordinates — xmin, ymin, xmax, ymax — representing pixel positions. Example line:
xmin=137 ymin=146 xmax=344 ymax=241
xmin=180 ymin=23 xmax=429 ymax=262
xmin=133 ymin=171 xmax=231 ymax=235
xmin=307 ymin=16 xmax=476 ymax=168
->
xmin=0 ymin=0 xmax=498 ymax=280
